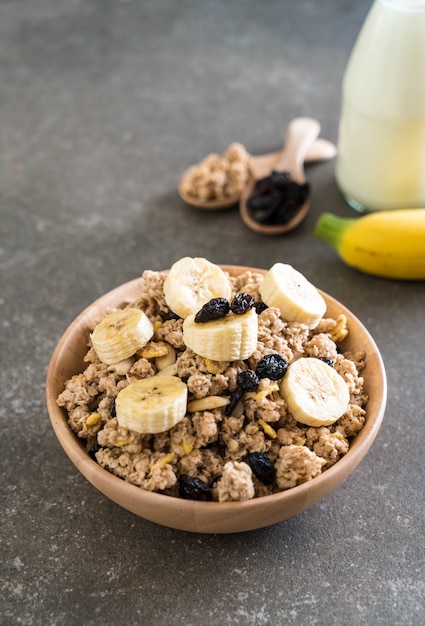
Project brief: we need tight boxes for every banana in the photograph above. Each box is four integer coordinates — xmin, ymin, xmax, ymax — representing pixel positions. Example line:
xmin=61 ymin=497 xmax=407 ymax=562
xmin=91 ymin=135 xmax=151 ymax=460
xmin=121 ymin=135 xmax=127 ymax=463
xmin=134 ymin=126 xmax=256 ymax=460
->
xmin=115 ymin=375 xmax=188 ymax=434
xmin=91 ymin=308 xmax=154 ymax=365
xmin=314 ymin=210 xmax=425 ymax=280
xmin=183 ymin=308 xmax=258 ymax=361
xmin=280 ymin=357 xmax=350 ymax=427
xmin=259 ymin=263 xmax=326 ymax=327
xmin=163 ymin=257 xmax=232 ymax=318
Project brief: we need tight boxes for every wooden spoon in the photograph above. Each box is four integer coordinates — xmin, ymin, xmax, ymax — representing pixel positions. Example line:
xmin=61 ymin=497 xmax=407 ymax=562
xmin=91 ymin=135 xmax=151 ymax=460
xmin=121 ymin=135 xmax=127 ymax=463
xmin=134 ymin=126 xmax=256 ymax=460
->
xmin=239 ymin=117 xmax=321 ymax=235
xmin=178 ymin=133 xmax=336 ymax=211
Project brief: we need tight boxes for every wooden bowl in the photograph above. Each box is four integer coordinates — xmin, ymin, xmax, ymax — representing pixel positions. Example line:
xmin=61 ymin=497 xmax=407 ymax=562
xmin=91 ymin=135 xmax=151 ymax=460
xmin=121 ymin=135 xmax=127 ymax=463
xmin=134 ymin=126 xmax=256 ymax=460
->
xmin=46 ymin=266 xmax=387 ymax=534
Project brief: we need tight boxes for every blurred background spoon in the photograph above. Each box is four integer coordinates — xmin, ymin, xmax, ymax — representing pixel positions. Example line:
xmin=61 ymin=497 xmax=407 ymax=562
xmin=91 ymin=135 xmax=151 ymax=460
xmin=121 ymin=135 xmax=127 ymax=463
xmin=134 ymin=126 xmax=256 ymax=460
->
xmin=239 ymin=117 xmax=321 ymax=235
xmin=178 ymin=132 xmax=336 ymax=211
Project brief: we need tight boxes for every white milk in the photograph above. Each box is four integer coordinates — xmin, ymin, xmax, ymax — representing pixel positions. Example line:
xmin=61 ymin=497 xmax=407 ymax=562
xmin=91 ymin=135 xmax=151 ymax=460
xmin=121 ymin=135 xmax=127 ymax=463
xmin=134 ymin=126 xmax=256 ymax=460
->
xmin=336 ymin=0 xmax=425 ymax=211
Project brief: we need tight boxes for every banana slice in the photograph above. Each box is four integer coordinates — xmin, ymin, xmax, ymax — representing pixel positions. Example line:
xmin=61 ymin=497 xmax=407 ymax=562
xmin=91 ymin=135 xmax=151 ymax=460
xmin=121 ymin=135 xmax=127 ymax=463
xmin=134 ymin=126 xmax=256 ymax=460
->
xmin=91 ymin=308 xmax=154 ymax=365
xmin=116 ymin=375 xmax=188 ymax=434
xmin=259 ymin=263 xmax=326 ymax=328
xmin=280 ymin=357 xmax=349 ymax=427
xmin=183 ymin=308 xmax=258 ymax=361
xmin=163 ymin=257 xmax=232 ymax=319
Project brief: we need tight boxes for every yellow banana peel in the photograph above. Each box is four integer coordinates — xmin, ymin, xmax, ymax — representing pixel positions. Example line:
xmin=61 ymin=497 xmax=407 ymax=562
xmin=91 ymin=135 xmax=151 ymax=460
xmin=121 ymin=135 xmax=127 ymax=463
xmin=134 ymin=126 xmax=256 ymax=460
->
xmin=314 ymin=209 xmax=425 ymax=280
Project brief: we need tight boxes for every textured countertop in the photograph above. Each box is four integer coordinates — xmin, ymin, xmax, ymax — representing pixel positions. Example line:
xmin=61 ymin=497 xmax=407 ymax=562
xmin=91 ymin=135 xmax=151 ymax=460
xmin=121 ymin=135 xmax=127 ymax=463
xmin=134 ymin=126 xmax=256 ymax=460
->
xmin=2 ymin=1 xmax=424 ymax=624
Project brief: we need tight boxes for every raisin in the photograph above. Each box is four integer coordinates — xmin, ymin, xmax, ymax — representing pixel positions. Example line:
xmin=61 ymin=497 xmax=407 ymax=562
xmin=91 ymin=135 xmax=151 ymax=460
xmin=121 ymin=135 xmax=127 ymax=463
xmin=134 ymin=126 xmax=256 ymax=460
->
xmin=319 ymin=356 xmax=334 ymax=367
xmin=225 ymin=387 xmax=244 ymax=416
xmin=256 ymin=353 xmax=288 ymax=380
xmin=246 ymin=170 xmax=310 ymax=226
xmin=247 ymin=194 xmax=276 ymax=222
xmin=230 ymin=293 xmax=255 ymax=315
xmin=88 ymin=443 xmax=103 ymax=461
xmin=179 ymin=475 xmax=212 ymax=501
xmin=165 ymin=310 xmax=180 ymax=320
xmin=237 ymin=370 xmax=260 ymax=392
xmin=245 ymin=452 xmax=276 ymax=485
xmin=194 ymin=298 xmax=230 ymax=323
xmin=273 ymin=181 xmax=310 ymax=225
xmin=110 ymin=400 xmax=116 ymax=417
xmin=254 ymin=301 xmax=268 ymax=315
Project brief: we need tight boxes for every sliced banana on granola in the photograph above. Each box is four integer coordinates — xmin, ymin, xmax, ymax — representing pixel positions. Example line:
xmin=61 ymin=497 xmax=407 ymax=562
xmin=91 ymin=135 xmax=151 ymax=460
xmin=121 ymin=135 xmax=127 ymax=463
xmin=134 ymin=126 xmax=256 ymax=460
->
xmin=163 ymin=256 xmax=232 ymax=319
xmin=183 ymin=307 xmax=258 ymax=361
xmin=280 ymin=357 xmax=349 ymax=427
xmin=91 ymin=308 xmax=154 ymax=365
xmin=116 ymin=375 xmax=188 ymax=434
xmin=259 ymin=262 xmax=326 ymax=328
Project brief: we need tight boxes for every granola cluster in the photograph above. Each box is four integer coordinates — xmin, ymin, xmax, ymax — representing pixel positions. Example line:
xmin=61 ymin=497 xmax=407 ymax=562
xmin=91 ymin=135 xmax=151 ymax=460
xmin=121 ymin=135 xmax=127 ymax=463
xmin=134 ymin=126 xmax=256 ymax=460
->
xmin=179 ymin=143 xmax=250 ymax=202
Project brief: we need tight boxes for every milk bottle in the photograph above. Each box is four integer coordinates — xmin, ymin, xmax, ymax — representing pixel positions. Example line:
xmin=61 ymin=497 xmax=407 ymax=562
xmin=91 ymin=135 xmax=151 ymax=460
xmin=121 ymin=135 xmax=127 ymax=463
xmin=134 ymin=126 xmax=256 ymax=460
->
xmin=336 ymin=0 xmax=425 ymax=212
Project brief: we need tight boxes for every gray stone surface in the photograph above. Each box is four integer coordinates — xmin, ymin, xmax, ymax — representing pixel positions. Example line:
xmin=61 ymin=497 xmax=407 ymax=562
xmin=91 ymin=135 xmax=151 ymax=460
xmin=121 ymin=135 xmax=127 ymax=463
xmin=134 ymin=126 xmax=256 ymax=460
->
xmin=1 ymin=1 xmax=424 ymax=624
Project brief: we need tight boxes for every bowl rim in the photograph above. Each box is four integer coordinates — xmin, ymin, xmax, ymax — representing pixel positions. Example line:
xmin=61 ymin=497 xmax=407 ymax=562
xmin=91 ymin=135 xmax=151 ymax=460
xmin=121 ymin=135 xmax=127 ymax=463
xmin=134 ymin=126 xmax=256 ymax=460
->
xmin=46 ymin=265 xmax=387 ymax=533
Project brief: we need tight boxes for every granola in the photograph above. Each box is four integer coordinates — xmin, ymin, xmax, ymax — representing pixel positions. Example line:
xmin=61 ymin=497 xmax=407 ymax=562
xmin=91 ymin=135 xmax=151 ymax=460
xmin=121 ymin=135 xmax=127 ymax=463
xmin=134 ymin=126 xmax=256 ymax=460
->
xmin=57 ymin=268 xmax=368 ymax=502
